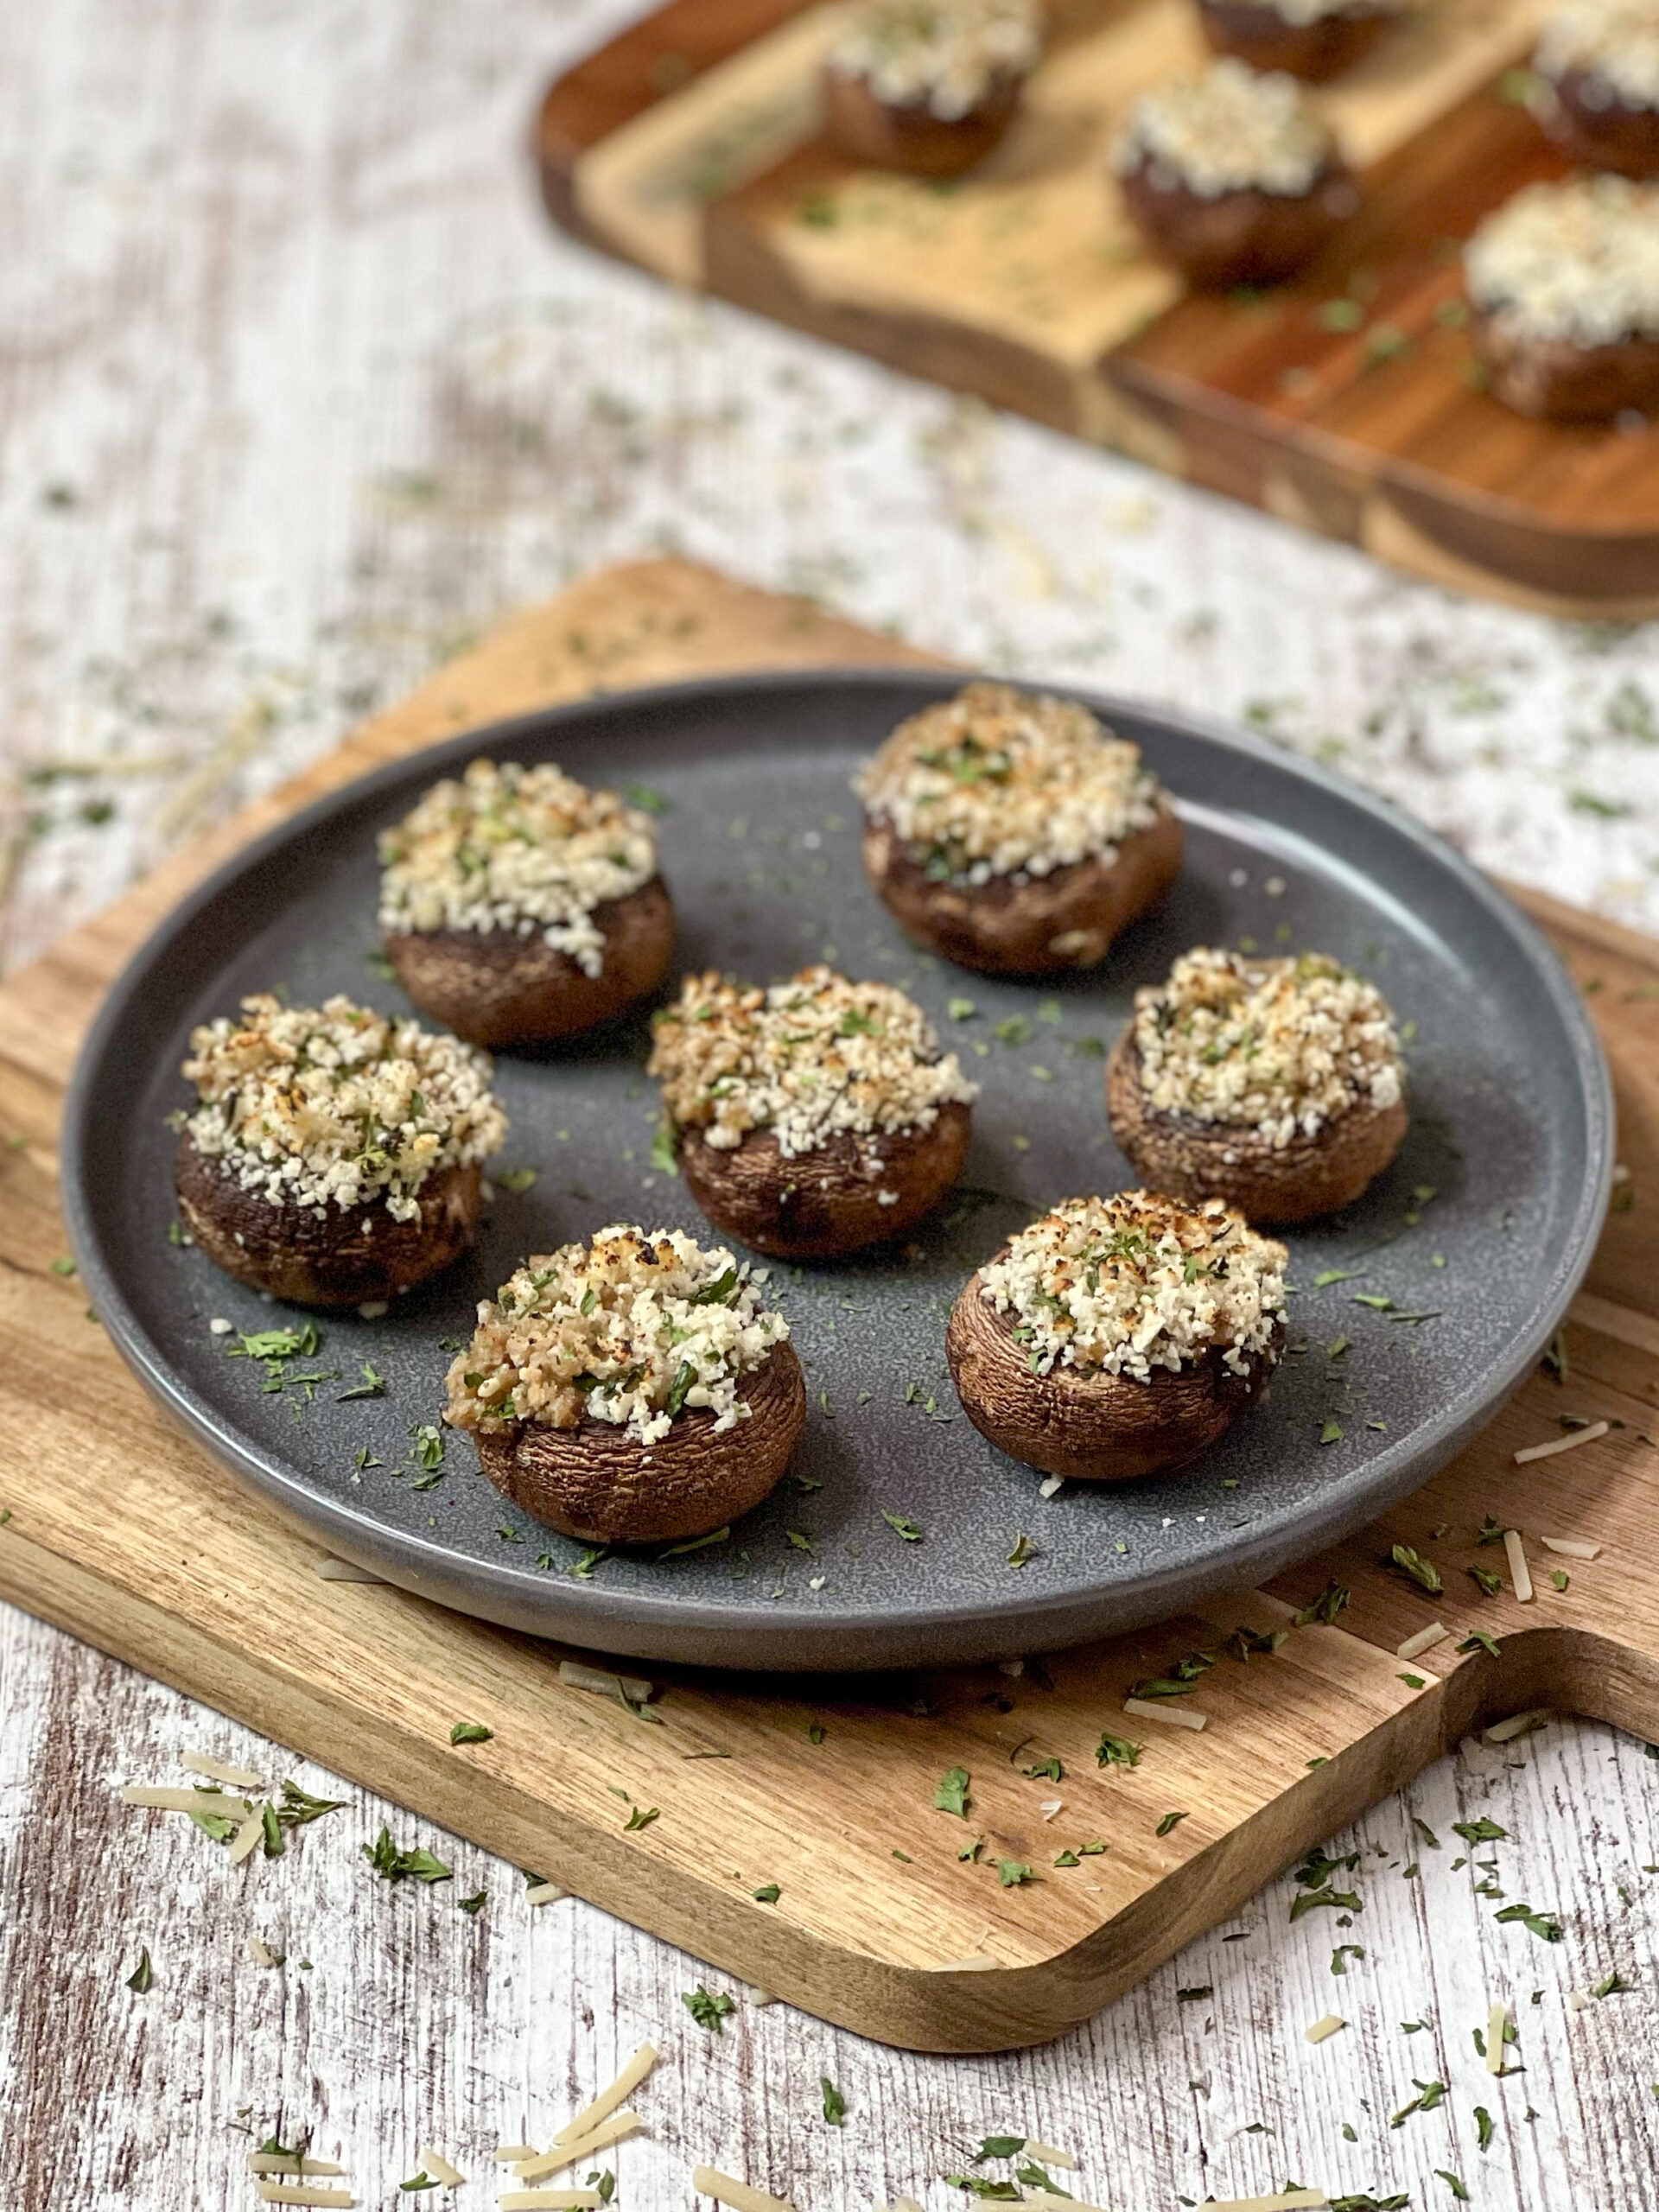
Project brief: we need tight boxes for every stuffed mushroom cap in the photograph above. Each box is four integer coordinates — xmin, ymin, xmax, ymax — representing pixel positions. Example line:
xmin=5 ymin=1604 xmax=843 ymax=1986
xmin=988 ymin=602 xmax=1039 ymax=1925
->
xmin=377 ymin=758 xmax=673 ymax=1044
xmin=947 ymin=1190 xmax=1288 ymax=1479
xmin=828 ymin=0 xmax=1043 ymax=120
xmin=445 ymin=1224 xmax=805 ymax=1544
xmin=175 ymin=991 xmax=506 ymax=1304
xmin=647 ymin=965 xmax=977 ymax=1255
xmin=1107 ymin=946 xmax=1407 ymax=1223
xmin=855 ymin=682 xmax=1182 ymax=972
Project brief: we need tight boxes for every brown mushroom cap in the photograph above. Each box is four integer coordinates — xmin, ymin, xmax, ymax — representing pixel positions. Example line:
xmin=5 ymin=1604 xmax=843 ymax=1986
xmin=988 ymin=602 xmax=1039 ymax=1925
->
xmin=385 ymin=876 xmax=675 ymax=1049
xmin=1468 ymin=304 xmax=1659 ymax=423
xmin=1117 ymin=156 xmax=1357 ymax=289
xmin=677 ymin=1099 xmax=973 ymax=1260
xmin=1538 ymin=65 xmax=1659 ymax=181
xmin=472 ymin=1340 xmax=807 ymax=1545
xmin=1196 ymin=0 xmax=1395 ymax=82
xmin=824 ymin=62 xmax=1024 ymax=175
xmin=946 ymin=1256 xmax=1282 ymax=1480
xmin=175 ymin=1130 xmax=483 ymax=1307
xmin=861 ymin=805 xmax=1183 ymax=976
xmin=1105 ymin=1027 xmax=1408 ymax=1224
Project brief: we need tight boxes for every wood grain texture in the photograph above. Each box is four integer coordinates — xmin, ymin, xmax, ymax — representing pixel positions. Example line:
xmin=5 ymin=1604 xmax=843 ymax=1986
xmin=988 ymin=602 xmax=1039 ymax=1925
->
xmin=1 ymin=556 xmax=1656 ymax=2070
xmin=534 ymin=0 xmax=1659 ymax=613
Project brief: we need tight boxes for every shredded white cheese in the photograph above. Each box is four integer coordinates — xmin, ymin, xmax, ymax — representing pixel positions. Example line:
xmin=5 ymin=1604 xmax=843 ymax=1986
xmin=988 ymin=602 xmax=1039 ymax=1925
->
xmin=1305 ymin=2013 xmax=1346 ymax=2044
xmin=1487 ymin=1999 xmax=1509 ymax=2072
xmin=1128 ymin=947 xmax=1403 ymax=1146
xmin=978 ymin=1192 xmax=1287 ymax=1382
xmin=378 ymin=759 xmax=658 ymax=978
xmin=1112 ymin=60 xmax=1336 ymax=199
xmin=415 ymin=2150 xmax=465 ymax=2188
xmin=829 ymin=0 xmax=1041 ymax=118
xmin=122 ymin=1785 xmax=251 ymax=1815
xmin=1022 ymin=2142 xmax=1077 ymax=2169
xmin=1466 ymin=175 xmax=1659 ymax=347
xmin=1123 ymin=1696 xmax=1208 ymax=1731
xmin=1541 ymin=1534 xmax=1602 ymax=1558
xmin=513 ymin=2113 xmax=641 ymax=2183
xmin=229 ymin=1809 xmax=265 ymax=1866
xmin=248 ymin=1937 xmax=283 ymax=1968
xmin=256 ymin=2190 xmax=353 ymax=2209
xmin=446 ymin=1225 xmax=789 ymax=1447
xmin=690 ymin=2168 xmax=798 ymax=2212
xmin=1484 ymin=1707 xmax=1551 ymax=1743
xmin=1203 ymin=2194 xmax=1327 ymax=2212
xmin=1395 ymin=1622 xmax=1450 ymax=1661
xmin=183 ymin=994 xmax=505 ymax=1221
xmin=650 ymin=966 xmax=976 ymax=1157
xmin=855 ymin=681 xmax=1164 ymax=885
xmin=553 ymin=2044 xmax=658 ymax=2145
xmin=1515 ymin=1419 xmax=1608 ymax=1463
xmin=524 ymin=1882 xmax=566 ymax=1907
xmin=1503 ymin=1526 xmax=1535 ymax=1602
xmin=498 ymin=2193 xmax=603 ymax=2211
xmin=557 ymin=1660 xmax=656 ymax=1703
xmin=248 ymin=2157 xmax=346 ymax=2177
xmin=183 ymin=1751 xmax=264 ymax=1789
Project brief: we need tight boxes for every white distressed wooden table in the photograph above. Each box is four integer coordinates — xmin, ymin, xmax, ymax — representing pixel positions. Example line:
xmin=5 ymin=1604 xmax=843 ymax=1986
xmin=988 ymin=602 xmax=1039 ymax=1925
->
xmin=1 ymin=4 xmax=1656 ymax=2209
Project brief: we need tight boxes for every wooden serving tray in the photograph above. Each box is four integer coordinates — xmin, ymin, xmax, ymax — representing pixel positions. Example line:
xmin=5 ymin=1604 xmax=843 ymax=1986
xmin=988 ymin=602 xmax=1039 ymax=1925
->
xmin=3 ymin=556 xmax=1657 ymax=2055
xmin=534 ymin=0 xmax=1659 ymax=617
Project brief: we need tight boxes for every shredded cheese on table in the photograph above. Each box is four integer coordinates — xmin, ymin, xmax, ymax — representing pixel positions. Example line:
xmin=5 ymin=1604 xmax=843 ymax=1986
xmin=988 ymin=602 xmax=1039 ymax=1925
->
xmin=1541 ymin=1535 xmax=1602 ymax=1558
xmin=412 ymin=2150 xmax=464 ymax=2187
xmin=183 ymin=1750 xmax=264 ymax=1789
xmin=1123 ymin=1696 xmax=1208 ymax=1731
xmin=513 ymin=2113 xmax=640 ymax=2183
xmin=1487 ymin=1999 xmax=1509 ymax=2072
xmin=1204 ymin=2194 xmax=1327 ymax=2212
xmin=1112 ymin=60 xmax=1337 ymax=198
xmin=650 ymin=966 xmax=976 ymax=1158
xmin=1305 ymin=2012 xmax=1346 ymax=2043
xmin=855 ymin=680 xmax=1165 ymax=884
xmin=256 ymin=2189 xmax=354 ymax=2209
xmin=1485 ymin=1707 xmax=1551 ymax=1743
xmin=691 ymin=2169 xmax=798 ymax=2212
xmin=1395 ymin=1621 xmax=1449 ymax=1661
xmin=552 ymin=2044 xmax=658 ymax=2145
xmin=229 ymin=1809 xmax=265 ymax=1866
xmin=498 ymin=2193 xmax=603 ymax=2211
xmin=524 ymin=1882 xmax=566 ymax=1907
xmin=1503 ymin=1526 xmax=1535 ymax=1601
xmin=182 ymin=994 xmax=505 ymax=1221
xmin=557 ymin=1660 xmax=655 ymax=1703
xmin=1515 ymin=1419 xmax=1608 ymax=1463
xmin=829 ymin=0 xmax=1042 ymax=118
xmin=1128 ymin=947 xmax=1403 ymax=1147
xmin=122 ymin=1784 xmax=251 ymax=1815
xmin=378 ymin=758 xmax=658 ymax=977
xmin=978 ymin=1192 xmax=1287 ymax=1382
xmin=445 ymin=1225 xmax=789 ymax=1448
xmin=1021 ymin=2140 xmax=1077 ymax=2169
xmin=247 ymin=2157 xmax=346 ymax=2177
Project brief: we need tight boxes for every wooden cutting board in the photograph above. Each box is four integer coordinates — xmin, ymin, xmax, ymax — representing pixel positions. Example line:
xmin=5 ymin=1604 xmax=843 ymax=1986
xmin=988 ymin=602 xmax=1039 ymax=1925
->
xmin=533 ymin=0 xmax=1659 ymax=617
xmin=2 ymin=556 xmax=1656 ymax=2055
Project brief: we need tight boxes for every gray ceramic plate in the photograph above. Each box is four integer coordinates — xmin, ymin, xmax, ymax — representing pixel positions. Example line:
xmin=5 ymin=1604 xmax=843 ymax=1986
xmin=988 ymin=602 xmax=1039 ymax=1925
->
xmin=63 ymin=671 xmax=1611 ymax=1671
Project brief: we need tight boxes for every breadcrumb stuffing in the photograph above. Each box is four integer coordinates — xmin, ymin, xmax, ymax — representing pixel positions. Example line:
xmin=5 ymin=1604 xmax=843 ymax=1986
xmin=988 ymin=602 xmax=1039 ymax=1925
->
xmin=1249 ymin=0 xmax=1402 ymax=23
xmin=1536 ymin=0 xmax=1659 ymax=107
xmin=377 ymin=759 xmax=658 ymax=978
xmin=979 ymin=1192 xmax=1287 ymax=1382
xmin=830 ymin=0 xmax=1041 ymax=119
xmin=1112 ymin=60 xmax=1337 ymax=198
xmin=855 ymin=682 xmax=1165 ymax=884
xmin=181 ymin=994 xmax=506 ymax=1221
xmin=1465 ymin=173 xmax=1659 ymax=347
xmin=648 ymin=966 xmax=976 ymax=1156
xmin=444 ymin=1225 xmax=789 ymax=1447
xmin=1129 ymin=948 xmax=1403 ymax=1147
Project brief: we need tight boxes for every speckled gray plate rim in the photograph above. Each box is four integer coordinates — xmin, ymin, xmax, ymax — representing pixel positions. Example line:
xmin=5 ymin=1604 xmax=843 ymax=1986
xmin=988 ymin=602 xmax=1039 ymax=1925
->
xmin=62 ymin=670 xmax=1613 ymax=1673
